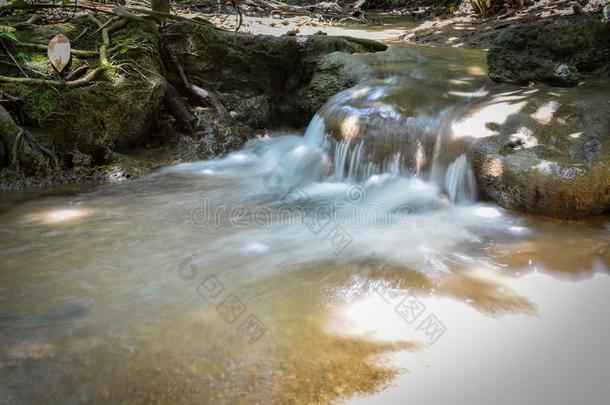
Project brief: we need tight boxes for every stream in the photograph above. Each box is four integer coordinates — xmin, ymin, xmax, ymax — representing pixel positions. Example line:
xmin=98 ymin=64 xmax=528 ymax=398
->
xmin=1 ymin=40 xmax=609 ymax=404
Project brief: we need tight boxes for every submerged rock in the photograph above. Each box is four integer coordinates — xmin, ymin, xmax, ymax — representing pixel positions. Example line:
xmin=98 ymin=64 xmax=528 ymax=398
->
xmin=487 ymin=15 xmax=610 ymax=86
xmin=469 ymin=85 xmax=610 ymax=218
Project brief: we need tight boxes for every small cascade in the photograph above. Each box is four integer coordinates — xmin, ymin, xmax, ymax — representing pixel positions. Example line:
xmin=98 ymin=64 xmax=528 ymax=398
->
xmin=347 ymin=142 xmax=365 ymax=181
xmin=414 ymin=141 xmax=425 ymax=176
xmin=304 ymin=114 xmax=327 ymax=146
xmin=333 ymin=141 xmax=350 ymax=180
xmin=444 ymin=155 xmax=477 ymax=204
xmin=333 ymin=140 xmax=379 ymax=182
xmin=300 ymin=86 xmax=481 ymax=205
xmin=386 ymin=153 xmax=401 ymax=176
xmin=304 ymin=111 xmax=477 ymax=205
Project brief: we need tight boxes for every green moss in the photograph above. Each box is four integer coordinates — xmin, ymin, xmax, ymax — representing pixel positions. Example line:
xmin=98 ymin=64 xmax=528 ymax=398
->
xmin=27 ymin=87 xmax=55 ymax=122
xmin=1 ymin=16 xmax=166 ymax=166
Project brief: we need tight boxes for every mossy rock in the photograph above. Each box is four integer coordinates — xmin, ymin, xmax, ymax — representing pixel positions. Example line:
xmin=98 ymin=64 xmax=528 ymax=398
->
xmin=468 ymin=86 xmax=610 ymax=218
xmin=487 ymin=14 xmax=610 ymax=87
xmin=162 ymin=22 xmax=386 ymax=127
xmin=0 ymin=17 xmax=166 ymax=173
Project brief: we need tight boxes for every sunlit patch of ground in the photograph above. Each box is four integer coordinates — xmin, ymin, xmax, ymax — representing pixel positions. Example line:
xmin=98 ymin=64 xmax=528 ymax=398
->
xmin=202 ymin=13 xmax=417 ymax=43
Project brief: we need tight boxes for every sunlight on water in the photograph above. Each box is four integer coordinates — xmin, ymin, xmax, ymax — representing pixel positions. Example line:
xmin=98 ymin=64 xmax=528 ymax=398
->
xmin=346 ymin=270 xmax=610 ymax=405
xmin=24 ymin=208 xmax=93 ymax=224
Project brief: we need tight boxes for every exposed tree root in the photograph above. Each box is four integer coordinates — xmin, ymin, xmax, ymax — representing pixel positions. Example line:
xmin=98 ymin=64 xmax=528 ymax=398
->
xmin=101 ymin=18 xmax=130 ymax=65
xmin=163 ymin=82 xmax=195 ymax=133
xmin=167 ymin=47 xmax=228 ymax=119
xmin=0 ymin=65 xmax=107 ymax=87
xmin=0 ymin=38 xmax=29 ymax=78
xmin=0 ymin=104 xmax=58 ymax=171
xmin=188 ymin=83 xmax=228 ymax=119
xmin=13 ymin=43 xmax=103 ymax=57
xmin=12 ymin=14 xmax=43 ymax=29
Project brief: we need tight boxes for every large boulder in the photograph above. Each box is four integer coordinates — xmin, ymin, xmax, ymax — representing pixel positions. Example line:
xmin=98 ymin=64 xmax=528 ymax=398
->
xmin=487 ymin=15 xmax=610 ymax=87
xmin=468 ymin=84 xmax=610 ymax=218
xmin=161 ymin=22 xmax=386 ymax=128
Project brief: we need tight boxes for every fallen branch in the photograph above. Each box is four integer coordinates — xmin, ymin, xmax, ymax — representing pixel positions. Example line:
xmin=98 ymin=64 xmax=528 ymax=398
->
xmin=93 ymin=15 xmax=119 ymax=34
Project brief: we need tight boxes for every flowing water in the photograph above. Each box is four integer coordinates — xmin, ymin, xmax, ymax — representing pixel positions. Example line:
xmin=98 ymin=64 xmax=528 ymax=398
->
xmin=1 ymin=44 xmax=609 ymax=404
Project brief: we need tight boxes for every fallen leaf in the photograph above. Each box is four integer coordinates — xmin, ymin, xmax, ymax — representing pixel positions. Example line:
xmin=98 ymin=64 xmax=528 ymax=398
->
xmin=48 ymin=33 xmax=71 ymax=73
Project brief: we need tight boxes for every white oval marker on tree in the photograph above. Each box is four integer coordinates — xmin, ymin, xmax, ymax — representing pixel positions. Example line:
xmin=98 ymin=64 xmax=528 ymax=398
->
xmin=48 ymin=33 xmax=71 ymax=74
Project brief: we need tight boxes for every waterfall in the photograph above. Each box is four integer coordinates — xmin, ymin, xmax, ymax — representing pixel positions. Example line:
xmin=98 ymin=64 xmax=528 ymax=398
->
xmin=300 ymin=112 xmax=478 ymax=205
xmin=414 ymin=142 xmax=425 ymax=176
xmin=333 ymin=141 xmax=350 ymax=180
xmin=386 ymin=153 xmax=402 ymax=176
xmin=347 ymin=141 xmax=365 ymax=182
xmin=445 ymin=155 xmax=476 ymax=204
xmin=304 ymin=114 xmax=327 ymax=146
